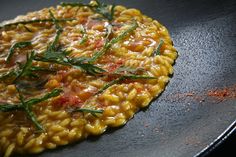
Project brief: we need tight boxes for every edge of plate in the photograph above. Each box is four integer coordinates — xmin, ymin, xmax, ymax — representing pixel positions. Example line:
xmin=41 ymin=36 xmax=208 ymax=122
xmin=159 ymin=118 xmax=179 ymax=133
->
xmin=194 ymin=120 xmax=236 ymax=157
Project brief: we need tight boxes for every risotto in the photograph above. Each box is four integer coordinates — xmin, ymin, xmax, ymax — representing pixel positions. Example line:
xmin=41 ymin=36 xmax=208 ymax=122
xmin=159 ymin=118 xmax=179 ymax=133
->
xmin=0 ymin=1 xmax=177 ymax=156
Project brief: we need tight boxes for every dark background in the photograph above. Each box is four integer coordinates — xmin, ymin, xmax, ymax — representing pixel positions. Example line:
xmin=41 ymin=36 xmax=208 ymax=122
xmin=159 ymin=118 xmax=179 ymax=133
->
xmin=0 ymin=0 xmax=235 ymax=157
xmin=207 ymin=131 xmax=236 ymax=157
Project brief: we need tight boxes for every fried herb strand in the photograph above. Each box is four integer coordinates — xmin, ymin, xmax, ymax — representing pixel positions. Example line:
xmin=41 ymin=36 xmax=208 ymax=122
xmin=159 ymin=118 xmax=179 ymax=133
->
xmin=79 ymin=25 xmax=88 ymax=45
xmin=13 ymin=51 xmax=36 ymax=83
xmin=0 ymin=69 xmax=18 ymax=81
xmin=72 ymin=108 xmax=104 ymax=114
xmin=93 ymin=0 xmax=115 ymax=21
xmin=61 ymin=0 xmax=115 ymax=21
xmin=0 ymin=18 xmax=74 ymax=29
xmin=71 ymin=61 xmax=106 ymax=75
xmin=153 ymin=39 xmax=164 ymax=56
xmin=109 ymin=22 xmax=138 ymax=45
xmin=60 ymin=2 xmax=92 ymax=8
xmin=89 ymin=22 xmax=138 ymax=63
xmin=23 ymin=11 xmax=104 ymax=76
xmin=6 ymin=41 xmax=32 ymax=63
xmin=96 ymin=74 xmax=157 ymax=94
xmin=0 ymin=88 xmax=63 ymax=131
xmin=105 ymin=24 xmax=113 ymax=40
xmin=34 ymin=50 xmax=106 ymax=75
xmin=48 ymin=10 xmax=63 ymax=51
xmin=24 ymin=25 xmax=32 ymax=32
xmin=1 ymin=50 xmax=53 ymax=83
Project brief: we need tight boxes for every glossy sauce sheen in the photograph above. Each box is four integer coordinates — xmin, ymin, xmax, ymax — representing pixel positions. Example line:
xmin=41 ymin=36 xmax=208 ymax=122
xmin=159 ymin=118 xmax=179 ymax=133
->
xmin=0 ymin=1 xmax=177 ymax=156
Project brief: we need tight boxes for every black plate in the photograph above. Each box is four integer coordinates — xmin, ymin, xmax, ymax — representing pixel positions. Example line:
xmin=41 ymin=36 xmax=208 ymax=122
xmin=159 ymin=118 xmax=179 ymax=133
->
xmin=1 ymin=0 xmax=236 ymax=157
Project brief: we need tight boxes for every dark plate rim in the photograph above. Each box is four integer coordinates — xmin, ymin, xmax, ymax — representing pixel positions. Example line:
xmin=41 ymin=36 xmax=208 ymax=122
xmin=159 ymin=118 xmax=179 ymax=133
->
xmin=194 ymin=120 xmax=236 ymax=157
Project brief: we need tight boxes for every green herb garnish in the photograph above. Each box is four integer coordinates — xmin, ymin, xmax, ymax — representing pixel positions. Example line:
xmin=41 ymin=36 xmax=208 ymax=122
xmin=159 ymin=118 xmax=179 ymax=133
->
xmin=70 ymin=107 xmax=104 ymax=117
xmin=0 ymin=88 xmax=63 ymax=131
xmin=0 ymin=69 xmax=18 ymax=81
xmin=89 ymin=21 xmax=138 ymax=63
xmin=0 ymin=18 xmax=74 ymax=29
xmin=109 ymin=22 xmax=138 ymax=45
xmin=153 ymin=39 xmax=164 ymax=56
xmin=1 ymin=51 xmax=52 ymax=83
xmin=79 ymin=25 xmax=88 ymax=45
xmin=70 ymin=57 xmax=106 ymax=75
xmin=6 ymin=41 xmax=32 ymax=63
xmin=48 ymin=10 xmax=63 ymax=51
xmin=60 ymin=2 xmax=92 ymax=8
xmin=24 ymin=25 xmax=32 ymax=32
xmin=61 ymin=0 xmax=115 ymax=22
xmin=72 ymin=108 xmax=104 ymax=114
xmin=34 ymin=10 xmax=105 ymax=76
xmin=13 ymin=51 xmax=37 ymax=83
xmin=97 ymin=74 xmax=157 ymax=94
xmin=35 ymin=50 xmax=106 ymax=75
xmin=93 ymin=0 xmax=115 ymax=22
xmin=105 ymin=23 xmax=113 ymax=40
xmin=0 ymin=1 xmax=152 ymax=131
xmin=15 ymin=78 xmax=49 ymax=94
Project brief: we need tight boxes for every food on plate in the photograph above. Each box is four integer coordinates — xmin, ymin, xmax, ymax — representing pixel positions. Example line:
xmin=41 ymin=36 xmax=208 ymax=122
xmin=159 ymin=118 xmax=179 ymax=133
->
xmin=0 ymin=0 xmax=177 ymax=156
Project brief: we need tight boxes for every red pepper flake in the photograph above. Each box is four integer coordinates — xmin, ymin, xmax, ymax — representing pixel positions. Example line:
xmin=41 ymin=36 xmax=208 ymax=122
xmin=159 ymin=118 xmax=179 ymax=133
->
xmin=185 ymin=93 xmax=194 ymax=96
xmin=106 ymin=63 xmax=123 ymax=73
xmin=93 ymin=39 xmax=104 ymax=49
xmin=208 ymin=89 xmax=229 ymax=97
xmin=54 ymin=95 xmax=83 ymax=107
xmin=169 ymin=84 xmax=236 ymax=103
xmin=143 ymin=122 xmax=149 ymax=128
xmin=136 ymin=87 xmax=143 ymax=93
xmin=207 ymin=85 xmax=236 ymax=101
xmin=79 ymin=18 xmax=88 ymax=25
xmin=104 ymin=58 xmax=124 ymax=73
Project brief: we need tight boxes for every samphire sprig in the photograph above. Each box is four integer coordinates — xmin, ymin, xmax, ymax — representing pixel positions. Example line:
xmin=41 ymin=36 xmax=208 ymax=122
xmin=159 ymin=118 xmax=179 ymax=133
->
xmin=79 ymin=25 xmax=88 ymax=45
xmin=72 ymin=108 xmax=104 ymax=116
xmin=0 ymin=51 xmax=53 ymax=83
xmin=31 ymin=10 xmax=106 ymax=75
xmin=34 ymin=50 xmax=106 ymax=75
xmin=6 ymin=41 xmax=32 ymax=63
xmin=0 ymin=8 xmax=106 ymax=131
xmin=153 ymin=39 xmax=164 ymax=56
xmin=48 ymin=9 xmax=63 ymax=51
xmin=96 ymin=65 xmax=157 ymax=94
xmin=0 ymin=1 xmax=154 ymax=131
xmin=96 ymin=74 xmax=157 ymax=94
xmin=0 ymin=88 xmax=63 ymax=131
xmin=88 ymin=21 xmax=138 ymax=63
xmin=0 ymin=18 xmax=75 ymax=29
xmin=61 ymin=0 xmax=115 ymax=22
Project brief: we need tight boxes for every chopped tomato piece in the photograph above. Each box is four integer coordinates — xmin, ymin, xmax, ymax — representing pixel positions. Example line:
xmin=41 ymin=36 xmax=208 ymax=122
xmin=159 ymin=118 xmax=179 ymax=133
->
xmin=54 ymin=95 xmax=83 ymax=107
xmin=94 ymin=39 xmax=104 ymax=49
xmin=78 ymin=91 xmax=94 ymax=102
xmin=136 ymin=87 xmax=143 ymax=93
xmin=106 ymin=58 xmax=124 ymax=72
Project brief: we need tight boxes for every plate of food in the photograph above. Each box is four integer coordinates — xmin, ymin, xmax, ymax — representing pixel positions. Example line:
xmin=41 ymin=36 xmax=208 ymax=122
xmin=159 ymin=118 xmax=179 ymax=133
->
xmin=0 ymin=0 xmax=235 ymax=157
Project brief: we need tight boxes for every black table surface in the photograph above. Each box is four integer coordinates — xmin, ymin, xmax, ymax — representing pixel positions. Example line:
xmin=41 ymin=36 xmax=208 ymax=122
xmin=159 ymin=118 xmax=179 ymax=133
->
xmin=0 ymin=0 xmax=236 ymax=157
xmin=206 ymin=131 xmax=236 ymax=157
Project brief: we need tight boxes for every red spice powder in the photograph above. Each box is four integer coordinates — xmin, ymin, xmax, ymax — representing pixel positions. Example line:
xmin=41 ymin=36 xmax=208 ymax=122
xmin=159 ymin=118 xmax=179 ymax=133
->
xmin=54 ymin=95 xmax=83 ymax=107
xmin=185 ymin=93 xmax=194 ymax=96
xmin=171 ymin=92 xmax=205 ymax=102
xmin=170 ymin=84 xmax=236 ymax=103
xmin=207 ymin=86 xmax=236 ymax=98
xmin=207 ymin=85 xmax=236 ymax=101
